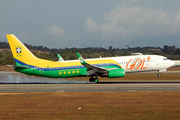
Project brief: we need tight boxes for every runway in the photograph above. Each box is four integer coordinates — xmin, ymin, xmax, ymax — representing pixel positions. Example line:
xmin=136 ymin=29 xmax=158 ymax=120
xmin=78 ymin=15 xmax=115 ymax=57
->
xmin=1 ymin=71 xmax=180 ymax=92
xmin=0 ymin=82 xmax=180 ymax=92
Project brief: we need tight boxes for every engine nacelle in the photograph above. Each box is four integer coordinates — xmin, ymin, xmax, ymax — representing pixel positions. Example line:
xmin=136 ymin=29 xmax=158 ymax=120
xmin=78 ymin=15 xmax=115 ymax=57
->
xmin=108 ymin=69 xmax=125 ymax=78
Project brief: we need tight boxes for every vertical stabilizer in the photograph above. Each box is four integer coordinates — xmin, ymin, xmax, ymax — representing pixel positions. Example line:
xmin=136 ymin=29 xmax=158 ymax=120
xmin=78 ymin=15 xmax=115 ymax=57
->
xmin=6 ymin=34 xmax=40 ymax=66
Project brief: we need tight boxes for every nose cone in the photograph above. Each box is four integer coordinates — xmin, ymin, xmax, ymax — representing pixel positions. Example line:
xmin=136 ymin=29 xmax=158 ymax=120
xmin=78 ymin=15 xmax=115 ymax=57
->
xmin=170 ymin=60 xmax=176 ymax=66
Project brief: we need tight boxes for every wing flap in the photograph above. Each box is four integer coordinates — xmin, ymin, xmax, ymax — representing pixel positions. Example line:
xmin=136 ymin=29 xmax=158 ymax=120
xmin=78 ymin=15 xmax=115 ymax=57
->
xmin=86 ymin=69 xmax=99 ymax=76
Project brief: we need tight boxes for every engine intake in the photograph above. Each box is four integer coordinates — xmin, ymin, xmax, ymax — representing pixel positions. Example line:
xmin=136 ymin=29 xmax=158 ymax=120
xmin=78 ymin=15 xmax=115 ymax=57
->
xmin=108 ymin=69 xmax=125 ymax=78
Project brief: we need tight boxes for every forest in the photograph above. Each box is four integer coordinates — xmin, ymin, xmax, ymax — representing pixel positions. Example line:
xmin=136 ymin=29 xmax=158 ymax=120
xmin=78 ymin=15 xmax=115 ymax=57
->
xmin=0 ymin=41 xmax=180 ymax=65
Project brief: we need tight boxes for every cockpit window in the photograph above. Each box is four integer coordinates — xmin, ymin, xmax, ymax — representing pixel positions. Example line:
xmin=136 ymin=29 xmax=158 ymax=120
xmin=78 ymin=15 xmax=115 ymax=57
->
xmin=163 ymin=58 xmax=168 ymax=60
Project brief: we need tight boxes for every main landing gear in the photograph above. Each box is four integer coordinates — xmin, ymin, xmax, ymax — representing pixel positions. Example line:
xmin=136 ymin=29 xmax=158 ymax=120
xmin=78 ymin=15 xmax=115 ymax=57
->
xmin=89 ymin=76 xmax=99 ymax=83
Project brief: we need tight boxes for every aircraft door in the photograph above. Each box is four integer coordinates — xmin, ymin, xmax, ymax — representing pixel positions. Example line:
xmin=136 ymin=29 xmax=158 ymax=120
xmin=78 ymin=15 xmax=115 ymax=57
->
xmin=155 ymin=57 xmax=159 ymax=65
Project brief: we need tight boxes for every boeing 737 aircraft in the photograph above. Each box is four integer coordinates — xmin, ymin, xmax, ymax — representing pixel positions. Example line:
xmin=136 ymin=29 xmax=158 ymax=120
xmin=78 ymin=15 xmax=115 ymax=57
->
xmin=6 ymin=34 xmax=175 ymax=82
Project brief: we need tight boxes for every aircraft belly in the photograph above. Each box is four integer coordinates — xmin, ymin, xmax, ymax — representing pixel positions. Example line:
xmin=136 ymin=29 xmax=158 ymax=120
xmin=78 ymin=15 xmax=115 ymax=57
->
xmin=15 ymin=68 xmax=84 ymax=78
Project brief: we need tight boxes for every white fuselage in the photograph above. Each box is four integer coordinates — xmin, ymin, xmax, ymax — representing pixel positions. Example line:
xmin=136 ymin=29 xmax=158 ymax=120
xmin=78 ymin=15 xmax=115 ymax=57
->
xmin=61 ymin=55 xmax=175 ymax=73
xmin=109 ymin=55 xmax=175 ymax=73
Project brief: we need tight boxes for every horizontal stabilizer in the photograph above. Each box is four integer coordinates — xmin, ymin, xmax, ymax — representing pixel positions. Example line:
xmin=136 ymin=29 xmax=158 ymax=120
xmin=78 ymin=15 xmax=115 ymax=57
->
xmin=7 ymin=65 xmax=29 ymax=69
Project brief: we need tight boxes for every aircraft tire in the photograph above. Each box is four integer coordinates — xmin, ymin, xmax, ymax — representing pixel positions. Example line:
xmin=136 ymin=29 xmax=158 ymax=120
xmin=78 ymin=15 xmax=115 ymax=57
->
xmin=95 ymin=78 xmax=99 ymax=83
xmin=89 ymin=78 xmax=94 ymax=82
xmin=89 ymin=77 xmax=99 ymax=83
xmin=157 ymin=74 xmax=161 ymax=77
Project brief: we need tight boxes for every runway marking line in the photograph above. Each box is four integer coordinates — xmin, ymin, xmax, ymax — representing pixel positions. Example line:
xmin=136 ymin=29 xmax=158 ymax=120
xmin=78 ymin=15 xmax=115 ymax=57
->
xmin=0 ymin=93 xmax=26 ymax=95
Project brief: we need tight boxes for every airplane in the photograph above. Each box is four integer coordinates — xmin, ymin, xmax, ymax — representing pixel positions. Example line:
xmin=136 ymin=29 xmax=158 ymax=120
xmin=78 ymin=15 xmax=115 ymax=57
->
xmin=6 ymin=34 xmax=175 ymax=82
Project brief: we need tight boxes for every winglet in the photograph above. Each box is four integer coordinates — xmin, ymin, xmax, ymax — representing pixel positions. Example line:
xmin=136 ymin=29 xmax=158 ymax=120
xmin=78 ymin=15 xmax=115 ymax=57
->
xmin=57 ymin=54 xmax=64 ymax=61
xmin=76 ymin=52 xmax=86 ymax=64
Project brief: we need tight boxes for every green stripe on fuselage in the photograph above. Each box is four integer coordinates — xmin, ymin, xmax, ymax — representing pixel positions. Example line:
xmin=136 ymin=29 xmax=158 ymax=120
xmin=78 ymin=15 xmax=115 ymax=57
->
xmin=14 ymin=67 xmax=87 ymax=78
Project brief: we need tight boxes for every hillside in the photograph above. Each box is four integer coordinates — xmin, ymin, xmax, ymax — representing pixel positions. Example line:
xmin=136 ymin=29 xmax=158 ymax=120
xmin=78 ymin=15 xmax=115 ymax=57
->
xmin=0 ymin=41 xmax=180 ymax=65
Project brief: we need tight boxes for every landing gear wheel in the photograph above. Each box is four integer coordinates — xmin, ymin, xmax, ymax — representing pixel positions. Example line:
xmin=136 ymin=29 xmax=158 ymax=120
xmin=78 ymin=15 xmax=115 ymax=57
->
xmin=157 ymin=74 xmax=161 ymax=77
xmin=89 ymin=77 xmax=99 ymax=83
xmin=89 ymin=78 xmax=94 ymax=82
xmin=94 ymin=78 xmax=99 ymax=83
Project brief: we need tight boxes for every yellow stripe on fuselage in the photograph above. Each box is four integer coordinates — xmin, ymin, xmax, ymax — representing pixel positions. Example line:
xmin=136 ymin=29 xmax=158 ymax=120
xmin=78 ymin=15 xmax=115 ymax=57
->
xmin=33 ymin=59 xmax=121 ymax=69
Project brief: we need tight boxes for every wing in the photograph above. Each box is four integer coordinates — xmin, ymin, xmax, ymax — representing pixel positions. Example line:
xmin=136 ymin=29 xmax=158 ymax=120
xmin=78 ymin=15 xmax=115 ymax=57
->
xmin=76 ymin=52 xmax=116 ymax=76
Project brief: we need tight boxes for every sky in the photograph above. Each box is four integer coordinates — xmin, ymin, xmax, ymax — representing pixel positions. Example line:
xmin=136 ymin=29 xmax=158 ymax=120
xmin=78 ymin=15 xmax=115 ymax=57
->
xmin=0 ymin=0 xmax=180 ymax=49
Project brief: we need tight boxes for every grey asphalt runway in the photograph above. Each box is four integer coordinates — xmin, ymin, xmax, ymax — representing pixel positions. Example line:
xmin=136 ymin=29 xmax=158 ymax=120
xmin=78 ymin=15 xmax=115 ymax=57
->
xmin=1 ymin=71 xmax=180 ymax=92
xmin=0 ymin=82 xmax=180 ymax=92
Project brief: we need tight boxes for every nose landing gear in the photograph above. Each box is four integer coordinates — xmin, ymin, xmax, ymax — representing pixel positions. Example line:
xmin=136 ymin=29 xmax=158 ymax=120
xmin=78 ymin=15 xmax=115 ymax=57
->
xmin=89 ymin=76 xmax=99 ymax=83
xmin=157 ymin=74 xmax=161 ymax=77
xmin=157 ymin=71 xmax=161 ymax=77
